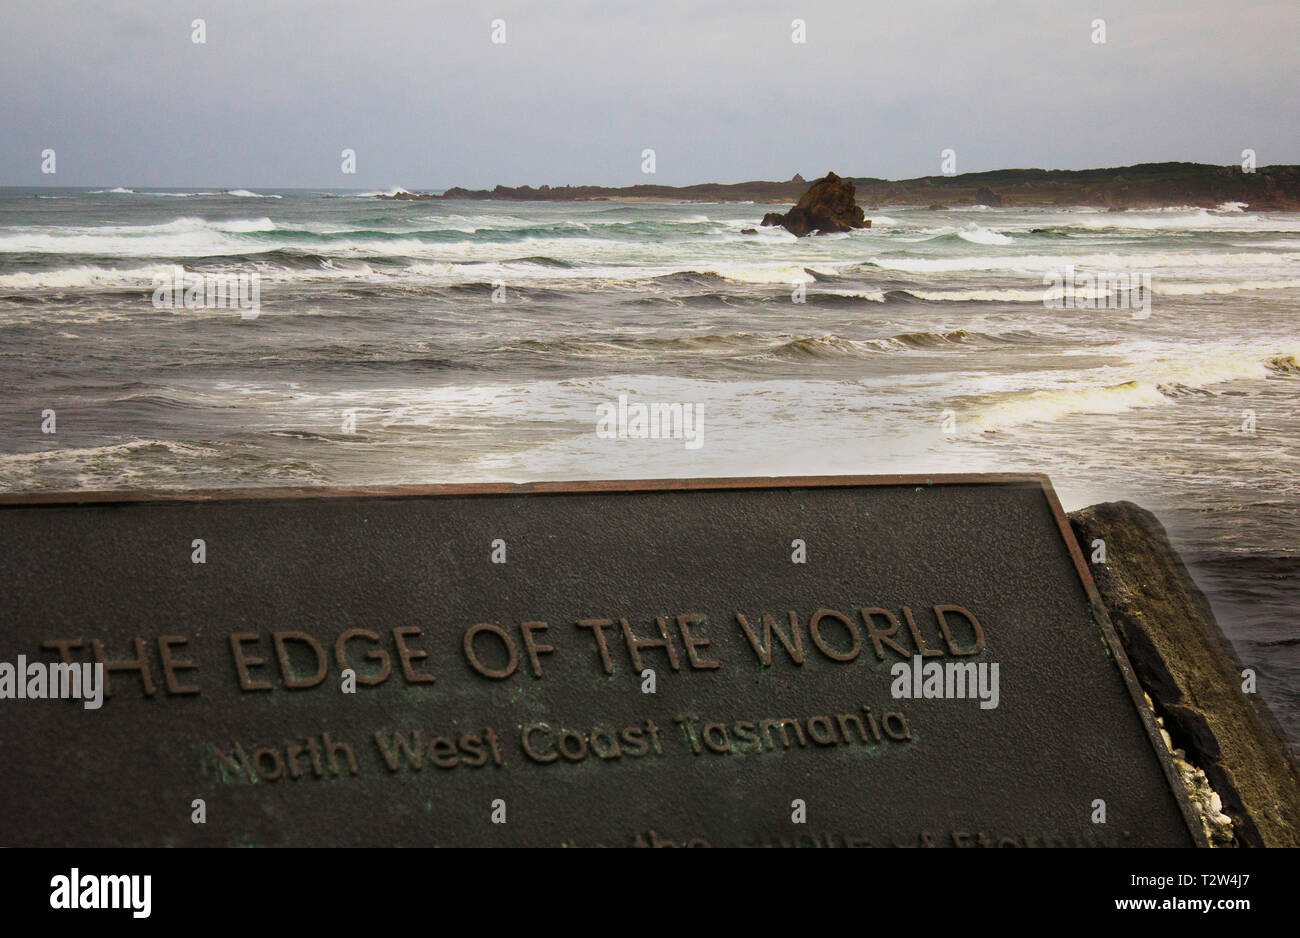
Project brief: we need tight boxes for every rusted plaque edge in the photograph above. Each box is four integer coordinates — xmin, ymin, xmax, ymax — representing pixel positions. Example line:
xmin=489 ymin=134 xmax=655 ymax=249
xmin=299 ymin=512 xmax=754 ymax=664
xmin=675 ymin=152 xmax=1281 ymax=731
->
xmin=0 ymin=472 xmax=1210 ymax=846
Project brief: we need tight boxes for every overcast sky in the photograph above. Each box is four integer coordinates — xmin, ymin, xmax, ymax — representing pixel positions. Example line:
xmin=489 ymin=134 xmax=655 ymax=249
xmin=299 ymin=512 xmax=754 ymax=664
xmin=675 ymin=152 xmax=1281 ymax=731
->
xmin=2 ymin=0 xmax=1296 ymax=188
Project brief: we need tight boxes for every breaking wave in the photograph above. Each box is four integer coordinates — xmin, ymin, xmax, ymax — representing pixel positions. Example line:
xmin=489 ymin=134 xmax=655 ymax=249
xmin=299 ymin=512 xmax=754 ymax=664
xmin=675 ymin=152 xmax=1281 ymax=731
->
xmin=966 ymin=347 xmax=1298 ymax=433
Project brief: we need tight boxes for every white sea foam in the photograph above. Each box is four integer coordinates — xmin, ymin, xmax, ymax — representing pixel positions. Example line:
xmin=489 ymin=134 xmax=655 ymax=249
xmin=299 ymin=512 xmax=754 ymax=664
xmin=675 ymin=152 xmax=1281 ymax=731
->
xmin=897 ymin=224 xmax=1012 ymax=245
xmin=0 ymin=265 xmax=173 ymax=289
xmin=957 ymin=225 xmax=1013 ymax=245
xmin=209 ymin=217 xmax=277 ymax=233
xmin=967 ymin=346 xmax=1293 ymax=433
xmin=0 ymin=217 xmax=282 ymax=257
xmin=1066 ymin=208 xmax=1300 ymax=232
xmin=866 ymin=251 xmax=1300 ymax=273
xmin=1153 ymin=278 xmax=1300 ymax=296
xmin=905 ymin=287 xmax=1053 ymax=302
xmin=231 ymin=372 xmax=948 ymax=481
xmin=817 ymin=288 xmax=888 ymax=302
xmin=405 ymin=262 xmax=456 ymax=277
xmin=712 ymin=264 xmax=826 ymax=284
xmin=0 ymin=440 xmax=228 ymax=491
xmin=0 ymin=440 xmax=220 ymax=464
xmin=904 ymin=278 xmax=1300 ymax=302
xmin=970 ymin=381 xmax=1171 ymax=431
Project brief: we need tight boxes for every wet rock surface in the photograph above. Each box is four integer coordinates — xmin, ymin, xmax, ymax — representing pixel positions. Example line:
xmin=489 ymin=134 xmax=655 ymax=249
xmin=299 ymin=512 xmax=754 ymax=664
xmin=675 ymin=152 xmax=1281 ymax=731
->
xmin=758 ymin=171 xmax=869 ymax=236
xmin=1070 ymin=501 xmax=1300 ymax=847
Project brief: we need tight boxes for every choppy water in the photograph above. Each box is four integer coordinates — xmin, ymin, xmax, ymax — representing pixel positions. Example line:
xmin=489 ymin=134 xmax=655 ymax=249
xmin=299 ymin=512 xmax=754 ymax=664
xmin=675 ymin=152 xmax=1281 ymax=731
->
xmin=1 ymin=187 xmax=1297 ymax=744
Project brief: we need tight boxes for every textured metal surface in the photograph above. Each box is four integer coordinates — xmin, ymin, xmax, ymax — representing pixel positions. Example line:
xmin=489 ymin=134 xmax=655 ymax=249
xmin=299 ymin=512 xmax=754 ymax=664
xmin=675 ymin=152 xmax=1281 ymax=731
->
xmin=0 ymin=475 xmax=1198 ymax=846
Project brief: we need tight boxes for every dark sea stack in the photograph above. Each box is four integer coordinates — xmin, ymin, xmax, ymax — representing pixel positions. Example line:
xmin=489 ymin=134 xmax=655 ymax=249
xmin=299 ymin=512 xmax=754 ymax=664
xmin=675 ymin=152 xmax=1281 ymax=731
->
xmin=739 ymin=228 xmax=758 ymax=234
xmin=375 ymin=190 xmax=436 ymax=201
xmin=1070 ymin=501 xmax=1300 ymax=847
xmin=439 ymin=186 xmax=492 ymax=200
xmin=759 ymin=171 xmax=869 ymax=236
xmin=974 ymin=186 xmax=1004 ymax=206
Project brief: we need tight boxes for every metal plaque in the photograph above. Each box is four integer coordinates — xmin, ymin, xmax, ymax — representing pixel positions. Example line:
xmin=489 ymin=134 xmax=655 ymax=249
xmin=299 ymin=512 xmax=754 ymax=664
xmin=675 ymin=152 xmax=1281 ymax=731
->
xmin=0 ymin=475 xmax=1201 ymax=846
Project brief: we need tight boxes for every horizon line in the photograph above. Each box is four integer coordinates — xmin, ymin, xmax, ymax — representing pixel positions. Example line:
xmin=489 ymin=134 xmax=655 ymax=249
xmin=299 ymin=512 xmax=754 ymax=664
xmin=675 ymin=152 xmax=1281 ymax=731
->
xmin=4 ymin=160 xmax=1294 ymax=192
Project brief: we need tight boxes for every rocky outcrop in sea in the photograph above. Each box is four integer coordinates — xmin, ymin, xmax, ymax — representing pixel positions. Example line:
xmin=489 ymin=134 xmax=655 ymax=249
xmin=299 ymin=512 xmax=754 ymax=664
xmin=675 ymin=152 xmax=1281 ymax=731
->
xmin=759 ymin=171 xmax=871 ymax=237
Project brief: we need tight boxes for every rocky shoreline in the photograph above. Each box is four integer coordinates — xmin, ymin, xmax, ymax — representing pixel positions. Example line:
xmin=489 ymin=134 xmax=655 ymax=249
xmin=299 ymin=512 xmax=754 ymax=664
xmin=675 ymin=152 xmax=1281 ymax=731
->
xmin=377 ymin=161 xmax=1300 ymax=210
xmin=1070 ymin=502 xmax=1300 ymax=848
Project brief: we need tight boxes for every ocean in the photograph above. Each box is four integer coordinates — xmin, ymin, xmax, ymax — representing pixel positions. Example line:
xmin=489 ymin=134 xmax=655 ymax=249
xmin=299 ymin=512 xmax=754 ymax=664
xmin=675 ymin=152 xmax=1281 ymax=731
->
xmin=1 ymin=187 xmax=1296 ymax=745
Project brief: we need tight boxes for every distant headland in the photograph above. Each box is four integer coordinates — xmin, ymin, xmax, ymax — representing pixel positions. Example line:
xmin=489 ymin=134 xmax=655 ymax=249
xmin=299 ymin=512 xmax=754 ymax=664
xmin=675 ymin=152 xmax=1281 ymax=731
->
xmin=378 ymin=162 xmax=1300 ymax=210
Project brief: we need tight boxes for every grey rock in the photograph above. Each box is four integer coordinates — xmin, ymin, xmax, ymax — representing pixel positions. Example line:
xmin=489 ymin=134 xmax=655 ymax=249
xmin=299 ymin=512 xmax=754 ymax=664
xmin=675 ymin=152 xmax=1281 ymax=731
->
xmin=1070 ymin=501 xmax=1300 ymax=847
